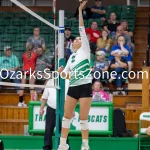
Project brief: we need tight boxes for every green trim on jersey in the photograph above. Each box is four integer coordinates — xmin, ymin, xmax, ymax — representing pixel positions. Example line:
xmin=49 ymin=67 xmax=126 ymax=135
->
xmin=69 ymin=59 xmax=91 ymax=86
xmin=72 ymin=59 xmax=89 ymax=71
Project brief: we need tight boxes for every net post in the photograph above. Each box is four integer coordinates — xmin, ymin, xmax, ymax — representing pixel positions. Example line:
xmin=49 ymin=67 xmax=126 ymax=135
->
xmin=55 ymin=10 xmax=65 ymax=149
xmin=58 ymin=10 xmax=64 ymax=59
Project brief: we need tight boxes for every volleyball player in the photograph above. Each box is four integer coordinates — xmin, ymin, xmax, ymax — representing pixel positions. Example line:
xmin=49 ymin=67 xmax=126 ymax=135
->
xmin=57 ymin=1 xmax=92 ymax=150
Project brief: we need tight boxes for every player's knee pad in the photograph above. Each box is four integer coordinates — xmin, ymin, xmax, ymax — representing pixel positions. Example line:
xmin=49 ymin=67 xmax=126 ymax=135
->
xmin=62 ymin=117 xmax=72 ymax=129
xmin=80 ymin=120 xmax=88 ymax=130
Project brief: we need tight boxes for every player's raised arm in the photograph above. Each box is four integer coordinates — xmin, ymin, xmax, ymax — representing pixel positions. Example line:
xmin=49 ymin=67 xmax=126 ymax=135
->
xmin=79 ymin=1 xmax=90 ymax=55
xmin=79 ymin=1 xmax=87 ymax=27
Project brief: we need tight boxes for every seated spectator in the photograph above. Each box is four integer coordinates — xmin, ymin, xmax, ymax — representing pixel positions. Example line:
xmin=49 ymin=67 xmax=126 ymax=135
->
xmin=110 ymin=35 xmax=133 ymax=72
xmin=86 ymin=21 xmax=101 ymax=44
xmin=109 ymin=50 xmax=128 ymax=95
xmin=112 ymin=25 xmax=135 ymax=56
xmin=65 ymin=27 xmax=75 ymax=42
xmin=35 ymin=47 xmax=52 ymax=93
xmin=96 ymin=30 xmax=113 ymax=59
xmin=36 ymin=47 xmax=52 ymax=78
xmin=26 ymin=27 xmax=46 ymax=52
xmin=0 ymin=46 xmax=20 ymax=92
xmin=74 ymin=2 xmax=92 ymax=20
xmin=91 ymin=0 xmax=106 ymax=20
xmin=18 ymin=44 xmax=38 ymax=107
xmin=103 ymin=12 xmax=120 ymax=37
xmin=93 ymin=51 xmax=109 ymax=80
xmin=92 ymin=80 xmax=110 ymax=102
xmin=65 ymin=27 xmax=75 ymax=53
xmin=121 ymin=20 xmax=133 ymax=37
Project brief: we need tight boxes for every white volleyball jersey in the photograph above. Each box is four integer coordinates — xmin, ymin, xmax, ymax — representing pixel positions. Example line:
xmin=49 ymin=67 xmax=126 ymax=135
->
xmin=63 ymin=26 xmax=92 ymax=87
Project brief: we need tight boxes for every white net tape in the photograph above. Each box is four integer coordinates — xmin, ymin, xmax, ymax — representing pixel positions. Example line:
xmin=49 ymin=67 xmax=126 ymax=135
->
xmin=10 ymin=0 xmax=59 ymax=30
xmin=0 ymin=81 xmax=60 ymax=89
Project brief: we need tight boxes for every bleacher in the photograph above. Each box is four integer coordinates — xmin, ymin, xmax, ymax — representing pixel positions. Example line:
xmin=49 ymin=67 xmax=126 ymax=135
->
xmin=0 ymin=5 xmax=136 ymax=70
xmin=0 ymin=4 xmax=150 ymax=143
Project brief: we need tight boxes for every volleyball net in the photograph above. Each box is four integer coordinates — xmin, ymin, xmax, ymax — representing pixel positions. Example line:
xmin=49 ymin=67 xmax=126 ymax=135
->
xmin=0 ymin=0 xmax=65 ymax=91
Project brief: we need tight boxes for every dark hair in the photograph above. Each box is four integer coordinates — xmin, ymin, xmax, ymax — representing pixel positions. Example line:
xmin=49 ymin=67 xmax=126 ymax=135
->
xmin=121 ymin=20 xmax=128 ymax=24
xmin=91 ymin=21 xmax=98 ymax=27
xmin=92 ymin=80 xmax=104 ymax=90
xmin=37 ymin=46 xmax=43 ymax=49
xmin=34 ymin=27 xmax=40 ymax=30
xmin=27 ymin=43 xmax=34 ymax=50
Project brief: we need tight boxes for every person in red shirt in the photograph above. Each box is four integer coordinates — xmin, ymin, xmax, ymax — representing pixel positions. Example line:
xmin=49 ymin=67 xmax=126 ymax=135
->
xmin=85 ymin=21 xmax=101 ymax=43
xmin=18 ymin=43 xmax=38 ymax=107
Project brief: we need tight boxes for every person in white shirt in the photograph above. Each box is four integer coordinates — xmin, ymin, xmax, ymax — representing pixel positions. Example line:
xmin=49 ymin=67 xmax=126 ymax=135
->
xmin=57 ymin=1 xmax=92 ymax=150
xmin=39 ymin=79 xmax=70 ymax=150
xmin=39 ymin=79 xmax=56 ymax=150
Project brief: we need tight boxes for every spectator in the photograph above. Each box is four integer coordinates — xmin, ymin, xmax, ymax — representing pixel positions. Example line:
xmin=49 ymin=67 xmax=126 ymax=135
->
xmin=18 ymin=44 xmax=38 ymax=107
xmin=65 ymin=27 xmax=75 ymax=52
xmin=35 ymin=47 xmax=52 ymax=84
xmin=109 ymin=50 xmax=128 ymax=95
xmin=96 ymin=30 xmax=113 ymax=59
xmin=121 ymin=20 xmax=133 ymax=37
xmin=65 ymin=27 xmax=75 ymax=42
xmin=26 ymin=27 xmax=46 ymax=52
xmin=112 ymin=25 xmax=135 ymax=56
xmin=74 ymin=3 xmax=92 ymax=20
xmin=92 ymin=80 xmax=110 ymax=102
xmin=36 ymin=47 xmax=52 ymax=73
xmin=93 ymin=51 xmax=109 ymax=80
xmin=0 ymin=46 xmax=20 ymax=91
xmin=91 ymin=0 xmax=106 ymax=20
xmin=110 ymin=35 xmax=133 ymax=71
xmin=103 ymin=12 xmax=120 ymax=36
xmin=86 ymin=21 xmax=101 ymax=43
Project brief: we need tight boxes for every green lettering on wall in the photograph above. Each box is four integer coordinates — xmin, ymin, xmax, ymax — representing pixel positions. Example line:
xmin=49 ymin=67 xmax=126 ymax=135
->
xmin=35 ymin=114 xmax=38 ymax=121
xmin=91 ymin=115 xmax=95 ymax=122
xmin=39 ymin=115 xmax=43 ymax=121
xmin=99 ymin=116 xmax=103 ymax=122
xmin=96 ymin=116 xmax=100 ymax=122
xmin=103 ymin=116 xmax=107 ymax=122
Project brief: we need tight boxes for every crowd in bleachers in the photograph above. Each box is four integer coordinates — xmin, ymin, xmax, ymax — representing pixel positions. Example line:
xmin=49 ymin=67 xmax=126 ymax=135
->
xmin=0 ymin=0 xmax=136 ymax=105
xmin=64 ymin=0 xmax=136 ymax=99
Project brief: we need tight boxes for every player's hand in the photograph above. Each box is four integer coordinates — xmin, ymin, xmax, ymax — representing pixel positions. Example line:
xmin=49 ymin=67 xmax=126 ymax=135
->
xmin=79 ymin=0 xmax=88 ymax=11
xmin=119 ymin=41 xmax=124 ymax=47
xmin=101 ymin=10 xmax=106 ymax=14
xmin=115 ymin=57 xmax=120 ymax=62
xmin=57 ymin=66 xmax=64 ymax=73
xmin=146 ymin=126 xmax=150 ymax=135
xmin=39 ymin=107 xmax=44 ymax=116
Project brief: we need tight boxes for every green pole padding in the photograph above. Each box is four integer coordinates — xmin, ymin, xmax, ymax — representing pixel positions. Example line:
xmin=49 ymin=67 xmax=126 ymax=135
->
xmin=55 ymin=58 xmax=66 ymax=150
